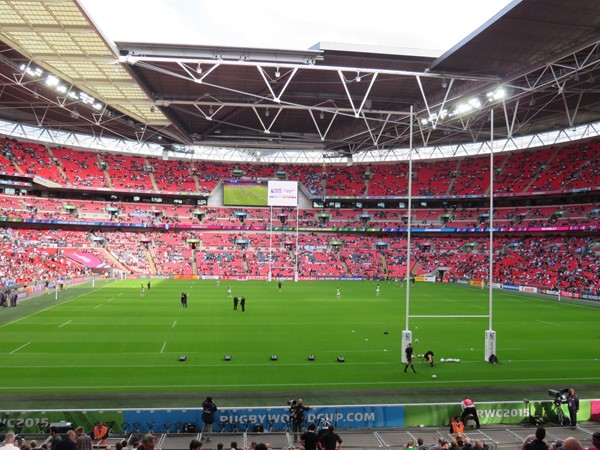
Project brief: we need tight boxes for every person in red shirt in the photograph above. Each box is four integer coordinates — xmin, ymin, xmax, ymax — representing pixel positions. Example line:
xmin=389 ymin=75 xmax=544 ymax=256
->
xmin=461 ymin=398 xmax=481 ymax=429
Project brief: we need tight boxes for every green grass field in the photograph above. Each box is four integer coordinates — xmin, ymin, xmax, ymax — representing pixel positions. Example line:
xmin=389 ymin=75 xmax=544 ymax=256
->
xmin=1 ymin=279 xmax=599 ymax=408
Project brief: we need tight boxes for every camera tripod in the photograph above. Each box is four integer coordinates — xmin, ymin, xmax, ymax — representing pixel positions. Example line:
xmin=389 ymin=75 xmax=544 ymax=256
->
xmin=551 ymin=400 xmax=570 ymax=426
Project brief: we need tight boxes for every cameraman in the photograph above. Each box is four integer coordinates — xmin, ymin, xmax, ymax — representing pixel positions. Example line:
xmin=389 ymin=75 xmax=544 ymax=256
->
xmin=566 ymin=388 xmax=579 ymax=426
xmin=290 ymin=399 xmax=310 ymax=442
xmin=201 ymin=396 xmax=217 ymax=442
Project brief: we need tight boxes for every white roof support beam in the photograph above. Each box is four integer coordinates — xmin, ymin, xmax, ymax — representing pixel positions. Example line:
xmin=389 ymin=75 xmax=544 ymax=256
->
xmin=257 ymin=66 xmax=298 ymax=103
xmin=307 ymin=108 xmax=338 ymax=142
xmin=337 ymin=69 xmax=378 ymax=118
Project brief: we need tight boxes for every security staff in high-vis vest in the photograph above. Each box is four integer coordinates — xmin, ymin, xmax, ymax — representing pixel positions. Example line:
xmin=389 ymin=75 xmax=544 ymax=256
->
xmin=93 ymin=421 xmax=109 ymax=446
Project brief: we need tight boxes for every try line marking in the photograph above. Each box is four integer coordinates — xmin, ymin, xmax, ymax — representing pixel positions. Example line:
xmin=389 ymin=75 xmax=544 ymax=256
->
xmin=160 ymin=342 xmax=167 ymax=353
xmin=0 ymin=283 xmax=111 ymax=330
xmin=59 ymin=320 xmax=71 ymax=328
xmin=10 ymin=342 xmax=31 ymax=354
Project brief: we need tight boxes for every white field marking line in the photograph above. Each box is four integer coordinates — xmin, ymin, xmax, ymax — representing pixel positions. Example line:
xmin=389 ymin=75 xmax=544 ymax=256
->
xmin=536 ymin=319 xmax=561 ymax=326
xmin=94 ymin=304 xmax=102 ymax=309
xmin=0 ymin=283 xmax=112 ymax=330
xmin=59 ymin=320 xmax=71 ymax=328
xmin=108 ymin=297 xmax=113 ymax=302
xmin=411 ymin=315 xmax=489 ymax=318
xmin=10 ymin=342 xmax=31 ymax=354
xmin=160 ymin=342 xmax=167 ymax=354
xmin=3 ymin=375 xmax=600 ymax=391
xmin=172 ymin=320 xmax=177 ymax=328
xmin=117 ymin=292 xmax=124 ymax=296
xmin=5 ymin=355 xmax=590 ymax=367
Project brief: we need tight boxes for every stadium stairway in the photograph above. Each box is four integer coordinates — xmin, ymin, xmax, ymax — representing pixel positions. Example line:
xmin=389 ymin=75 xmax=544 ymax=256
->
xmin=191 ymin=248 xmax=198 ymax=275
xmin=47 ymin=147 xmax=70 ymax=184
xmin=146 ymin=249 xmax=157 ymax=275
xmin=522 ymin=147 xmax=560 ymax=194
xmin=98 ymin=248 xmax=129 ymax=273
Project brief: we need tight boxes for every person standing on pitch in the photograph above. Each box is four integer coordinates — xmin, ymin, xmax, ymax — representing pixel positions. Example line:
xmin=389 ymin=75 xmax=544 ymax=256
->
xmin=461 ymin=397 xmax=481 ymax=429
xmin=336 ymin=287 xmax=341 ymax=300
xmin=233 ymin=295 xmax=238 ymax=310
xmin=376 ymin=283 xmax=380 ymax=297
xmin=404 ymin=342 xmax=416 ymax=373
xmin=567 ymin=388 xmax=579 ymax=427
xmin=240 ymin=295 xmax=246 ymax=312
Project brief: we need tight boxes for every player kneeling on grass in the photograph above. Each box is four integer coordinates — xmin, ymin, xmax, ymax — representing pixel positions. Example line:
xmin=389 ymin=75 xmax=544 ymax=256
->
xmin=423 ymin=350 xmax=434 ymax=367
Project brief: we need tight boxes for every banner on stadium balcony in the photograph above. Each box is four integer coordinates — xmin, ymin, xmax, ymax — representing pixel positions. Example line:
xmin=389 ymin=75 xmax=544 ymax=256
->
xmin=124 ymin=405 xmax=404 ymax=431
xmin=65 ymin=252 xmax=112 ymax=269
xmin=581 ymin=292 xmax=600 ymax=301
xmin=470 ymin=280 xmax=485 ymax=287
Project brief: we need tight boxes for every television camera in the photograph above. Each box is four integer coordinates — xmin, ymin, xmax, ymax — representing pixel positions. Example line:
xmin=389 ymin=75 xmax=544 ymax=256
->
xmin=548 ymin=388 xmax=569 ymax=405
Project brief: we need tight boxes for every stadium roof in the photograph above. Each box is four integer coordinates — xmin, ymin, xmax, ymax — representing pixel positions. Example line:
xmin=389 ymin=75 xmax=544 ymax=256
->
xmin=1 ymin=0 xmax=600 ymax=163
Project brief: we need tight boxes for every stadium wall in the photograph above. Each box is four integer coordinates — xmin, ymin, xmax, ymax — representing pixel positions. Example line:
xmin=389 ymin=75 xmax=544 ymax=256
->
xmin=1 ymin=400 xmax=596 ymax=433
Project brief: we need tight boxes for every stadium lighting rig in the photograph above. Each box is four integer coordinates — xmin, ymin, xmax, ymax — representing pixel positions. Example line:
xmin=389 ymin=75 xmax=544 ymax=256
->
xmin=419 ymin=86 xmax=507 ymax=127
xmin=19 ymin=63 xmax=104 ymax=111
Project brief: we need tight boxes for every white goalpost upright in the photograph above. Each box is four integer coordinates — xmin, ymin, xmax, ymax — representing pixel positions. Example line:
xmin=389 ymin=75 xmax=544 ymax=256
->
xmin=267 ymin=180 xmax=299 ymax=282
xmin=485 ymin=109 xmax=496 ymax=362
xmin=403 ymin=108 xmax=498 ymax=363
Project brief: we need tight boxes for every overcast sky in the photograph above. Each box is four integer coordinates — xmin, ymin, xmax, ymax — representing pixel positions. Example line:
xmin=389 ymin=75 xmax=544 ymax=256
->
xmin=78 ymin=0 xmax=515 ymax=54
